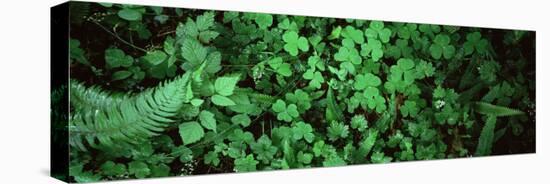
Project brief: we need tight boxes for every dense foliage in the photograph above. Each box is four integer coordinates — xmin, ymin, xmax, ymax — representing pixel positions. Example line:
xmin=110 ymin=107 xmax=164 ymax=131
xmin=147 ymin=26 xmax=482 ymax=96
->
xmin=63 ymin=2 xmax=535 ymax=182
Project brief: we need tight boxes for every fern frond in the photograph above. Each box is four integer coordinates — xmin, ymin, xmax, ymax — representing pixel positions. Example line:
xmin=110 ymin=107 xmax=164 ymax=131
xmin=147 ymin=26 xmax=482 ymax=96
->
xmin=475 ymin=115 xmax=497 ymax=156
xmin=69 ymin=73 xmax=192 ymax=150
xmin=474 ymin=102 xmax=525 ymax=117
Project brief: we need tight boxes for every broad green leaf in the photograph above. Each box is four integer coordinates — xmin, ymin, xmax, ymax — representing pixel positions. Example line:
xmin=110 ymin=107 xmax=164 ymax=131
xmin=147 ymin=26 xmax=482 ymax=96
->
xmin=178 ymin=121 xmax=205 ymax=145
xmin=475 ymin=115 xmax=497 ymax=156
xmin=181 ymin=39 xmax=207 ymax=65
xmin=231 ymin=114 xmax=252 ymax=127
xmin=199 ymin=110 xmax=217 ymax=132
xmin=118 ymin=8 xmax=142 ymax=21
xmin=143 ymin=50 xmax=167 ymax=65
xmin=112 ymin=70 xmax=132 ymax=81
xmin=211 ymin=94 xmax=236 ymax=106
xmin=215 ymin=75 xmax=240 ymax=96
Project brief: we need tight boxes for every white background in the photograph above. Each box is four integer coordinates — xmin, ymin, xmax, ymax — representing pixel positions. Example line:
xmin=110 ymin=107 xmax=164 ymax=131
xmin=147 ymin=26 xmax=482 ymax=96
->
xmin=0 ymin=0 xmax=547 ymax=183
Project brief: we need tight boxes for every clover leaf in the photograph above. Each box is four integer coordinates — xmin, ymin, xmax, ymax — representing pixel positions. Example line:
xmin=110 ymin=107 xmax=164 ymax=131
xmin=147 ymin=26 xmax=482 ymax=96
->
xmin=285 ymin=89 xmax=312 ymax=112
xmin=292 ymin=121 xmax=315 ymax=143
xmin=267 ymin=57 xmax=292 ymax=77
xmin=429 ymin=34 xmax=455 ymax=59
xmin=335 ymin=38 xmax=362 ymax=64
xmin=272 ymin=99 xmax=299 ymax=122
xmin=464 ymin=32 xmax=489 ymax=56
xmin=341 ymin=26 xmax=364 ymax=44
xmin=365 ymin=21 xmax=392 ymax=43
xmin=302 ymin=69 xmax=324 ymax=89
xmin=385 ymin=58 xmax=417 ymax=93
xmin=360 ymin=38 xmax=384 ymax=62
xmin=253 ymin=13 xmax=273 ymax=29
xmin=401 ymin=100 xmax=419 ymax=118
xmin=250 ymin=135 xmax=278 ymax=164
xmin=234 ymin=154 xmax=259 ymax=172
xmin=282 ymin=31 xmax=309 ymax=56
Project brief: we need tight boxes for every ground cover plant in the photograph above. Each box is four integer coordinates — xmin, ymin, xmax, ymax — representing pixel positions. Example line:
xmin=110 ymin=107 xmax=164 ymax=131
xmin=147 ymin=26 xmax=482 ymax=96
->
xmin=57 ymin=2 xmax=535 ymax=182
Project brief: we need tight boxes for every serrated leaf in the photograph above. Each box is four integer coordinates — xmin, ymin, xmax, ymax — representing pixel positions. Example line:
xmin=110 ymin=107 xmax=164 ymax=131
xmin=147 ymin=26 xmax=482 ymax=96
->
xmin=215 ymin=75 xmax=240 ymax=96
xmin=178 ymin=121 xmax=205 ymax=145
xmin=211 ymin=94 xmax=236 ymax=106
xmin=199 ymin=110 xmax=217 ymax=132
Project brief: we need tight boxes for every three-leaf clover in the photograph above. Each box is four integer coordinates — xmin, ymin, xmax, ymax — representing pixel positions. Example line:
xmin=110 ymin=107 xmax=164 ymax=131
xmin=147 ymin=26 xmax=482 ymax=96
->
xmin=285 ymin=89 xmax=312 ymax=112
xmin=365 ymin=21 xmax=392 ymax=43
xmin=250 ymin=135 xmax=278 ymax=164
xmin=385 ymin=58 xmax=417 ymax=93
xmin=267 ymin=57 xmax=292 ymax=77
xmin=400 ymin=100 xmax=419 ymax=118
xmin=302 ymin=68 xmax=325 ymax=89
xmin=360 ymin=38 xmax=384 ymax=62
xmin=272 ymin=100 xmax=299 ymax=122
xmin=335 ymin=38 xmax=362 ymax=65
xmin=282 ymin=31 xmax=309 ymax=56
xmin=341 ymin=26 xmax=364 ymax=44
xmin=464 ymin=32 xmax=489 ymax=56
xmin=292 ymin=121 xmax=315 ymax=143
xmin=429 ymin=34 xmax=455 ymax=59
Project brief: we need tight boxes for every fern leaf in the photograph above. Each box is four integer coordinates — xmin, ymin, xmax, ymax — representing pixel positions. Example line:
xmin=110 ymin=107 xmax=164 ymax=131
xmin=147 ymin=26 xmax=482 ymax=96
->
xmin=326 ymin=88 xmax=343 ymax=122
xmin=69 ymin=73 xmax=192 ymax=150
xmin=474 ymin=102 xmax=525 ymax=117
xmin=475 ymin=115 xmax=497 ymax=156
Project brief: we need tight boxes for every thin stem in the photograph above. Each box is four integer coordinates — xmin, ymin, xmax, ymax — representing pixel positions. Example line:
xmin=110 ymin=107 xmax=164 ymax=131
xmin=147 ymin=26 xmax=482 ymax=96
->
xmin=91 ymin=20 xmax=148 ymax=53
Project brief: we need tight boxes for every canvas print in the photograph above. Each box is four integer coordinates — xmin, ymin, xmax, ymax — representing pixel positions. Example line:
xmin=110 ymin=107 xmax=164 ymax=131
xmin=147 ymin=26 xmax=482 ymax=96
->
xmin=51 ymin=1 xmax=535 ymax=182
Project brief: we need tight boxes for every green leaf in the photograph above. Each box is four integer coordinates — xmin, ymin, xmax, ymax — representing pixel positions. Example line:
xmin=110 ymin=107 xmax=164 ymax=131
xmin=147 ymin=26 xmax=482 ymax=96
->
xmin=112 ymin=70 xmax=132 ymax=81
xmin=254 ymin=13 xmax=273 ymax=29
xmin=150 ymin=164 xmax=170 ymax=177
xmin=181 ymin=39 xmax=207 ymax=65
xmin=204 ymin=151 xmax=220 ymax=166
xmin=234 ymin=154 xmax=258 ymax=172
xmin=178 ymin=121 xmax=205 ymax=145
xmin=231 ymin=114 xmax=252 ymax=127
xmin=215 ymin=75 xmax=240 ymax=96
xmin=128 ymin=161 xmax=150 ymax=178
xmin=196 ymin=12 xmax=215 ymax=31
xmin=474 ymin=102 xmax=525 ymax=117
xmin=211 ymin=94 xmax=236 ymax=106
xmin=118 ymin=8 xmax=142 ymax=21
xmin=475 ymin=115 xmax=497 ymax=156
xmin=105 ymin=48 xmax=133 ymax=68
xmin=100 ymin=161 xmax=126 ymax=176
xmin=292 ymin=121 xmax=315 ymax=143
xmin=199 ymin=110 xmax=217 ymax=132
xmin=283 ymin=31 xmax=309 ymax=56
xmin=327 ymin=121 xmax=349 ymax=141
xmin=143 ymin=50 xmax=167 ymax=65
